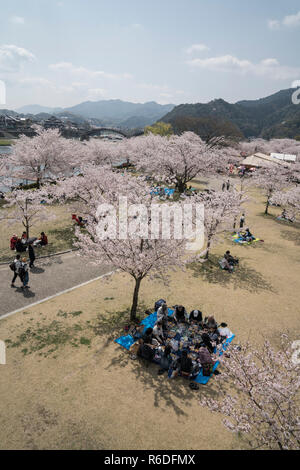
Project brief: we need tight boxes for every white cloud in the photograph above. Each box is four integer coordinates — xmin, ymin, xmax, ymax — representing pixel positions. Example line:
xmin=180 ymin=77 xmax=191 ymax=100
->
xmin=10 ymin=16 xmax=25 ymax=25
xmin=87 ymin=88 xmax=107 ymax=99
xmin=0 ymin=44 xmax=35 ymax=73
xmin=268 ymin=11 xmax=300 ymax=29
xmin=268 ymin=19 xmax=280 ymax=30
xmin=187 ymin=54 xmax=300 ymax=80
xmin=49 ymin=62 xmax=133 ymax=80
xmin=283 ymin=11 xmax=300 ymax=27
xmin=186 ymin=43 xmax=210 ymax=54
xmin=19 ymin=77 xmax=52 ymax=87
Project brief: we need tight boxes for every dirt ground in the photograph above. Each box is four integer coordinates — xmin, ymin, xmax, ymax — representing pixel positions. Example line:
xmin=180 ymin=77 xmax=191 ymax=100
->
xmin=0 ymin=181 xmax=299 ymax=450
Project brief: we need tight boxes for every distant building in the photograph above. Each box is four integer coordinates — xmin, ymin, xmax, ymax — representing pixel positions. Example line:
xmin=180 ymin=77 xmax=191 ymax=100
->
xmin=0 ymin=114 xmax=31 ymax=130
xmin=43 ymin=116 xmax=64 ymax=130
xmin=241 ymin=152 xmax=287 ymax=169
xmin=271 ymin=153 xmax=297 ymax=163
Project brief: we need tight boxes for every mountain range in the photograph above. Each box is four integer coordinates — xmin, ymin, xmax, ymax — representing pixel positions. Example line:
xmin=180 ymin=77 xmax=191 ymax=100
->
xmin=160 ymin=88 xmax=300 ymax=139
xmin=15 ymin=100 xmax=175 ymax=129
xmin=3 ymin=88 xmax=300 ymax=137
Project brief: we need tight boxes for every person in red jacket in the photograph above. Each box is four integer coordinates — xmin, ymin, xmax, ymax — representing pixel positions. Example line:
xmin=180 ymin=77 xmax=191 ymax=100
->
xmin=10 ymin=235 xmax=18 ymax=250
xmin=40 ymin=232 xmax=48 ymax=246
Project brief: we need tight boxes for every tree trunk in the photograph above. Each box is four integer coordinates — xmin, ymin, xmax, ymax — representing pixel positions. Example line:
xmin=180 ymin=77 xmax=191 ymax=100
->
xmin=265 ymin=195 xmax=271 ymax=215
xmin=130 ymin=277 xmax=142 ymax=322
xmin=177 ymin=181 xmax=187 ymax=194
xmin=205 ymin=239 xmax=212 ymax=260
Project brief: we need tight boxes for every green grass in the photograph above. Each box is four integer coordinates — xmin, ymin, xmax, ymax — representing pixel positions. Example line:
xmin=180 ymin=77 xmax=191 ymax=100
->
xmin=0 ymin=139 xmax=12 ymax=146
xmin=5 ymin=310 xmax=92 ymax=357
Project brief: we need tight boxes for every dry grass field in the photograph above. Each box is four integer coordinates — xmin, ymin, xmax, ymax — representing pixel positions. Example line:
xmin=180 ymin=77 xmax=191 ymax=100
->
xmin=0 ymin=180 xmax=299 ymax=450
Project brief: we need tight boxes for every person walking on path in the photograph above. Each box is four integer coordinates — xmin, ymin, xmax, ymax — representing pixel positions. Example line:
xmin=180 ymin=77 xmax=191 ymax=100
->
xmin=19 ymin=258 xmax=30 ymax=289
xmin=28 ymin=244 xmax=36 ymax=269
xmin=226 ymin=180 xmax=231 ymax=191
xmin=222 ymin=181 xmax=226 ymax=191
xmin=11 ymin=255 xmax=22 ymax=288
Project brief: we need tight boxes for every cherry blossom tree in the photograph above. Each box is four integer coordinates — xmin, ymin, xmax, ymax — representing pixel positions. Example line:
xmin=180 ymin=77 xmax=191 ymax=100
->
xmin=252 ymin=166 xmax=291 ymax=215
xmin=270 ymin=186 xmax=300 ymax=221
xmin=194 ymin=190 xmax=247 ymax=259
xmin=81 ymin=138 xmax=117 ymax=166
xmin=48 ymin=165 xmax=196 ymax=321
xmin=0 ymin=126 xmax=79 ymax=189
xmin=133 ymin=132 xmax=230 ymax=193
xmin=199 ymin=336 xmax=300 ymax=450
xmin=0 ymin=189 xmax=55 ymax=238
xmin=239 ymin=138 xmax=300 ymax=160
xmin=239 ymin=138 xmax=271 ymax=157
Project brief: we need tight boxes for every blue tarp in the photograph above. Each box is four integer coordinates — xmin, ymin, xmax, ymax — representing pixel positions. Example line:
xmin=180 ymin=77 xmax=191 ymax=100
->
xmin=151 ymin=188 xmax=175 ymax=197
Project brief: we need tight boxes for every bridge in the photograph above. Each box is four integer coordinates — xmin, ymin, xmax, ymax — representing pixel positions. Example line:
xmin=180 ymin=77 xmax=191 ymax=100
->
xmin=80 ymin=127 xmax=144 ymax=140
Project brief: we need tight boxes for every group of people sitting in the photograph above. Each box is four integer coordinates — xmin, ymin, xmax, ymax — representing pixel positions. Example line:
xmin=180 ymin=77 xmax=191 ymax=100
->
xmin=237 ymin=228 xmax=256 ymax=243
xmin=10 ymin=232 xmax=48 ymax=252
xmin=130 ymin=303 xmax=232 ymax=381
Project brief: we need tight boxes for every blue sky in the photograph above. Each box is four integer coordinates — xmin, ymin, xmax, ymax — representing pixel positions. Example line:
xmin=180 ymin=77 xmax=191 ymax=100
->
xmin=1 ymin=0 xmax=300 ymax=109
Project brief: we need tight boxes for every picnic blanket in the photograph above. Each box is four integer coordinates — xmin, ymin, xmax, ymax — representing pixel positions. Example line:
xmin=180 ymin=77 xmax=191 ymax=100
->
xmin=115 ymin=310 xmax=235 ymax=384
xmin=151 ymin=188 xmax=175 ymax=197
xmin=232 ymin=234 xmax=260 ymax=245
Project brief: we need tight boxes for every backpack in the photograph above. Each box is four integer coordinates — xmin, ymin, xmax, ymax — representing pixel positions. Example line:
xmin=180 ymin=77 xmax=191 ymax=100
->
xmin=154 ymin=299 xmax=166 ymax=312
xmin=9 ymin=262 xmax=16 ymax=272
xmin=18 ymin=266 xmax=25 ymax=279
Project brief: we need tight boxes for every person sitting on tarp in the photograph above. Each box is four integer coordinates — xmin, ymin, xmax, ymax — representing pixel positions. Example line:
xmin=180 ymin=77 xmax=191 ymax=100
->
xmin=189 ymin=310 xmax=203 ymax=324
xmin=199 ymin=332 xmax=215 ymax=354
xmin=159 ymin=345 xmax=173 ymax=372
xmin=198 ymin=346 xmax=214 ymax=376
xmin=173 ymin=305 xmax=188 ymax=324
xmin=203 ymin=315 xmax=218 ymax=330
xmin=153 ymin=321 xmax=165 ymax=345
xmin=218 ymin=323 xmax=233 ymax=341
xmin=156 ymin=303 xmax=169 ymax=330
xmin=10 ymin=234 xmax=18 ymax=250
xmin=172 ymin=350 xmax=200 ymax=379
xmin=240 ymin=228 xmax=255 ymax=242
xmin=137 ymin=342 xmax=156 ymax=362
xmin=141 ymin=327 xmax=154 ymax=345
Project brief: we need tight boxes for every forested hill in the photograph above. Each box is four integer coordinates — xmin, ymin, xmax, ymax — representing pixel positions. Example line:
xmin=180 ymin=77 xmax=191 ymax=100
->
xmin=160 ymin=88 xmax=300 ymax=139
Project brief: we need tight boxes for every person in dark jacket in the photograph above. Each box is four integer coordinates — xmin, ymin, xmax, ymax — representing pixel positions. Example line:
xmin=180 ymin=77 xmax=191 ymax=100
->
xmin=200 ymin=333 xmax=215 ymax=354
xmin=141 ymin=328 xmax=154 ymax=345
xmin=173 ymin=305 xmax=188 ymax=324
xmin=189 ymin=310 xmax=203 ymax=324
xmin=173 ymin=350 xmax=200 ymax=379
xmin=28 ymin=244 xmax=36 ymax=268
xmin=159 ymin=345 xmax=173 ymax=371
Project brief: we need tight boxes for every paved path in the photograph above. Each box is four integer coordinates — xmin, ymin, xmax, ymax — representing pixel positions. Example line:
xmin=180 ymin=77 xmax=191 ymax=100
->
xmin=0 ymin=252 xmax=113 ymax=318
